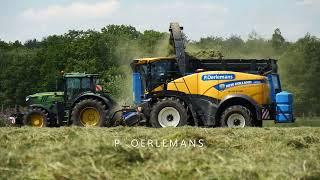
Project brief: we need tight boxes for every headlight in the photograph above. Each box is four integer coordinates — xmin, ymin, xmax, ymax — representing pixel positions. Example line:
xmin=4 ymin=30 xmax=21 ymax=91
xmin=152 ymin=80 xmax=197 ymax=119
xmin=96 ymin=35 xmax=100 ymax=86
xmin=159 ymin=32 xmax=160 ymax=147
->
xmin=25 ymin=97 xmax=30 ymax=102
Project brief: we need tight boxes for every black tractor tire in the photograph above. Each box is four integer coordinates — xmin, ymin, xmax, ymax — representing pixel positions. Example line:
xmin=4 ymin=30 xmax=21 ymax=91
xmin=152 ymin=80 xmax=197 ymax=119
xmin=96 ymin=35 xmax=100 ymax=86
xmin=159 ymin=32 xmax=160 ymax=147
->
xmin=150 ymin=97 xmax=189 ymax=128
xmin=71 ymin=98 xmax=110 ymax=127
xmin=220 ymin=105 xmax=253 ymax=128
xmin=23 ymin=108 xmax=49 ymax=127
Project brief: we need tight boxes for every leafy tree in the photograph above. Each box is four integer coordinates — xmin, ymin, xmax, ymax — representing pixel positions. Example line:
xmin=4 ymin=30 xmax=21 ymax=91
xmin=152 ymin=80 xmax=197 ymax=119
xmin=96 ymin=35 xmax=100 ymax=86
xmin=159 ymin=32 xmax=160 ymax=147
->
xmin=225 ymin=35 xmax=244 ymax=49
xmin=279 ymin=34 xmax=320 ymax=116
xmin=24 ymin=39 xmax=41 ymax=49
xmin=0 ymin=39 xmax=10 ymax=50
xmin=271 ymin=28 xmax=286 ymax=52
xmin=12 ymin=40 xmax=23 ymax=48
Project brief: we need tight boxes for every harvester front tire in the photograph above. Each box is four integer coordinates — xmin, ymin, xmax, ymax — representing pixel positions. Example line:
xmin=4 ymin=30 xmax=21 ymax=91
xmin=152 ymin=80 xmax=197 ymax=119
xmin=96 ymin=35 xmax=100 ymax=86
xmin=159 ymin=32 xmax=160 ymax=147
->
xmin=150 ymin=98 xmax=188 ymax=128
xmin=23 ymin=108 xmax=49 ymax=127
xmin=220 ymin=105 xmax=253 ymax=128
xmin=71 ymin=98 xmax=109 ymax=127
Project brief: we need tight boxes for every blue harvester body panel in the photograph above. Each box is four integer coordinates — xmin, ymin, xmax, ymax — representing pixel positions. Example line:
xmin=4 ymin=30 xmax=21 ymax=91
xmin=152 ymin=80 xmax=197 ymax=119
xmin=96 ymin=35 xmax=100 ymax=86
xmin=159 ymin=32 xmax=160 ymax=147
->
xmin=132 ymin=73 xmax=142 ymax=104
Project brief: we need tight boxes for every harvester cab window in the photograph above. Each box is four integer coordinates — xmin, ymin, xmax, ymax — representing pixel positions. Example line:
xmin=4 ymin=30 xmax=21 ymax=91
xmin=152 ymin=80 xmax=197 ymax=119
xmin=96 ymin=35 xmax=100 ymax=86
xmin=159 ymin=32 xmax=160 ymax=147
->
xmin=150 ymin=60 xmax=180 ymax=88
xmin=139 ymin=65 xmax=148 ymax=92
xmin=151 ymin=62 xmax=166 ymax=82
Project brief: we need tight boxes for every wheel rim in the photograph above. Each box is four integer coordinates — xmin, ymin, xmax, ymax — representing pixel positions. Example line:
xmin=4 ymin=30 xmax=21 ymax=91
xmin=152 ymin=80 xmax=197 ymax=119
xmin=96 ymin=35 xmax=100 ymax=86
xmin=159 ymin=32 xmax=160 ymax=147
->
xmin=30 ymin=114 xmax=44 ymax=127
xmin=80 ymin=107 xmax=100 ymax=126
xmin=227 ymin=113 xmax=246 ymax=128
xmin=158 ymin=107 xmax=180 ymax=127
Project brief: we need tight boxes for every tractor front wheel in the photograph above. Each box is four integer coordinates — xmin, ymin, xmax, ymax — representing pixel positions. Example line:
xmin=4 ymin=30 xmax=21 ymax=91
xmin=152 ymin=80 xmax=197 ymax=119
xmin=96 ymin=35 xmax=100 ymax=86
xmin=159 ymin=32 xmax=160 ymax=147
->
xmin=71 ymin=98 xmax=109 ymax=127
xmin=24 ymin=108 xmax=49 ymax=127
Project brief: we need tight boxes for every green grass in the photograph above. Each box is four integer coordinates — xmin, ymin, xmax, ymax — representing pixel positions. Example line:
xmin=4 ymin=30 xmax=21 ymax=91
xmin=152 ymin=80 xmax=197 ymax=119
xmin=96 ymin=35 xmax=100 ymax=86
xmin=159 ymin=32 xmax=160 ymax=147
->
xmin=264 ymin=117 xmax=320 ymax=127
xmin=1 ymin=118 xmax=320 ymax=179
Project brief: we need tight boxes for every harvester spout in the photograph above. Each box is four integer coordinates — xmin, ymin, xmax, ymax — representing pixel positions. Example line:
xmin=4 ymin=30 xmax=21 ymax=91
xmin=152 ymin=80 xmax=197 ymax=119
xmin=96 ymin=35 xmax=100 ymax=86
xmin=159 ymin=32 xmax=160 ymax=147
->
xmin=169 ymin=22 xmax=188 ymax=75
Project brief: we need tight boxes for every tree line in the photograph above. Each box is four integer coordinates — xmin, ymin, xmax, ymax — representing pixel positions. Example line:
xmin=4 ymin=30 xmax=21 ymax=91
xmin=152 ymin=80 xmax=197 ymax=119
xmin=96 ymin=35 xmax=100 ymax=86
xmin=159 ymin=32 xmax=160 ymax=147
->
xmin=0 ymin=25 xmax=319 ymax=116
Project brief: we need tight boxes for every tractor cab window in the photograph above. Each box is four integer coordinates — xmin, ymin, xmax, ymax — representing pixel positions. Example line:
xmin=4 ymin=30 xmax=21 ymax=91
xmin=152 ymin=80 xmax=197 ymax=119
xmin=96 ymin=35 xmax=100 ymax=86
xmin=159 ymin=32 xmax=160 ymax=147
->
xmin=81 ymin=78 xmax=91 ymax=92
xmin=66 ymin=78 xmax=81 ymax=100
xmin=65 ymin=77 xmax=93 ymax=101
xmin=94 ymin=78 xmax=99 ymax=85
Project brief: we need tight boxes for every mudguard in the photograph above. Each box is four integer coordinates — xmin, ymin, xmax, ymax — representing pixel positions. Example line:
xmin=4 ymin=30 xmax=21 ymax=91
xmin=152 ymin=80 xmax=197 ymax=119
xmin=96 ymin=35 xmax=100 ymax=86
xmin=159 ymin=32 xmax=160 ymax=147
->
xmin=71 ymin=93 xmax=117 ymax=109
xmin=216 ymin=94 xmax=262 ymax=120
xmin=29 ymin=104 xmax=53 ymax=114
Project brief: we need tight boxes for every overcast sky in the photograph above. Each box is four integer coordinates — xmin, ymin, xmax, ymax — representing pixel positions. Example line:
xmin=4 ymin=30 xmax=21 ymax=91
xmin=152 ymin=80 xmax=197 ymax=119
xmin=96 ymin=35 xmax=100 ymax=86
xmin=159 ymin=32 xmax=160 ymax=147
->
xmin=0 ymin=0 xmax=319 ymax=42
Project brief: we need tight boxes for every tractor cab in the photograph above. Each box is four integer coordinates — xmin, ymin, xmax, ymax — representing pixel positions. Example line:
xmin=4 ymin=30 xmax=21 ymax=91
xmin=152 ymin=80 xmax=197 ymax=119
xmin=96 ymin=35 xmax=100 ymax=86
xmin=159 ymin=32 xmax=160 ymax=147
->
xmin=62 ymin=73 xmax=101 ymax=104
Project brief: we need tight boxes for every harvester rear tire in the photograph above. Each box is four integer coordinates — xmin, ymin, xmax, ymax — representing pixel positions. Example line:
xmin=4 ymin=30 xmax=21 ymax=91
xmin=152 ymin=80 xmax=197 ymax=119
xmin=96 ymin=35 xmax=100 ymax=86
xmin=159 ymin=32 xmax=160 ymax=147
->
xmin=150 ymin=97 xmax=188 ymax=128
xmin=71 ymin=98 xmax=109 ymax=127
xmin=23 ymin=108 xmax=49 ymax=127
xmin=220 ymin=105 xmax=253 ymax=128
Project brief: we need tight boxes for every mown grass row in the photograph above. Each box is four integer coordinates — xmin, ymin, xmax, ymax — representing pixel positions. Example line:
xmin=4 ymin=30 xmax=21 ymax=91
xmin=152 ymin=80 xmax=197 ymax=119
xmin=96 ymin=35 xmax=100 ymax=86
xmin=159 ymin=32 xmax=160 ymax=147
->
xmin=264 ymin=117 xmax=320 ymax=127
xmin=1 ymin=123 xmax=320 ymax=179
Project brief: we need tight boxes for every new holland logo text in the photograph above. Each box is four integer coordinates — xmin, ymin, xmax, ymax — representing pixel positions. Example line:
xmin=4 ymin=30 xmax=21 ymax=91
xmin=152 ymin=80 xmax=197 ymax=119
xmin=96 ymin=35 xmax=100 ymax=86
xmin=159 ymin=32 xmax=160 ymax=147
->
xmin=214 ymin=80 xmax=264 ymax=91
xmin=202 ymin=74 xmax=235 ymax=81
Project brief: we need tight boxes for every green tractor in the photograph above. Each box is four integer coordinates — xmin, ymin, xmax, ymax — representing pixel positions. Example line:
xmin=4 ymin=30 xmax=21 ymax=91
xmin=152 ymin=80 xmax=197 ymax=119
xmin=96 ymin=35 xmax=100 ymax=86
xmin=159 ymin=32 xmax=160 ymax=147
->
xmin=22 ymin=73 xmax=117 ymax=127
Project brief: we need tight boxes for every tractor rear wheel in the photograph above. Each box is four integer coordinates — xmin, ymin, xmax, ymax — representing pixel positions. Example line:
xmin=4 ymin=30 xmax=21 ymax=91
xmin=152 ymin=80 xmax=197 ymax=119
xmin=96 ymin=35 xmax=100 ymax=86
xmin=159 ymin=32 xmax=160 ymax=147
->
xmin=220 ymin=105 xmax=253 ymax=128
xmin=150 ymin=98 xmax=188 ymax=128
xmin=71 ymin=98 xmax=109 ymax=127
xmin=24 ymin=108 xmax=49 ymax=127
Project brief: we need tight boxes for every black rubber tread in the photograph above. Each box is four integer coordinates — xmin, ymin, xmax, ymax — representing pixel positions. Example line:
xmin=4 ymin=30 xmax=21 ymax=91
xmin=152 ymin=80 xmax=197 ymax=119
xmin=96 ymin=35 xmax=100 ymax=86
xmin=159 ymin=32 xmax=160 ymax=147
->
xmin=71 ymin=98 xmax=110 ymax=127
xmin=150 ymin=97 xmax=189 ymax=128
xmin=23 ymin=107 xmax=49 ymax=127
xmin=220 ymin=105 xmax=253 ymax=127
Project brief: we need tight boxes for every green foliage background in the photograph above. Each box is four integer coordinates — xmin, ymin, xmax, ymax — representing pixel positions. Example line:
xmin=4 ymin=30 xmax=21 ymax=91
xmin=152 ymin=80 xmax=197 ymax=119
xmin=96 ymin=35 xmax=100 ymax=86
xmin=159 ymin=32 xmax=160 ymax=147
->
xmin=0 ymin=25 xmax=319 ymax=116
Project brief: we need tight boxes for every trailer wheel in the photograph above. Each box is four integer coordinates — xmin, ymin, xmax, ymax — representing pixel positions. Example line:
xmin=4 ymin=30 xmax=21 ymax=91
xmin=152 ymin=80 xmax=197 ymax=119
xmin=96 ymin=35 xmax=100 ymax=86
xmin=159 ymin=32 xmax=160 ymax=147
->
xmin=71 ymin=98 xmax=109 ymax=127
xmin=150 ymin=98 xmax=188 ymax=128
xmin=24 ymin=108 xmax=49 ymax=127
xmin=220 ymin=105 xmax=253 ymax=128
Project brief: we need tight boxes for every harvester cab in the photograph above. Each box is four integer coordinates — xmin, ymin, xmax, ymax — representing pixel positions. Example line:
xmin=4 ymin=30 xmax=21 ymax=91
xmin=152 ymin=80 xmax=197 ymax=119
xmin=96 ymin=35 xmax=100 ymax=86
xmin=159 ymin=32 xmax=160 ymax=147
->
xmin=130 ymin=22 xmax=295 ymax=128
xmin=16 ymin=73 xmax=116 ymax=127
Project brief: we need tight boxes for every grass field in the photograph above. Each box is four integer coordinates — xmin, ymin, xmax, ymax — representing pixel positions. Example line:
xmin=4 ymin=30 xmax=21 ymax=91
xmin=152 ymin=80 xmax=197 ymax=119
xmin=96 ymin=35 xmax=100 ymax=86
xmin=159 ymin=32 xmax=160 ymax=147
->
xmin=1 ymin=118 xmax=320 ymax=179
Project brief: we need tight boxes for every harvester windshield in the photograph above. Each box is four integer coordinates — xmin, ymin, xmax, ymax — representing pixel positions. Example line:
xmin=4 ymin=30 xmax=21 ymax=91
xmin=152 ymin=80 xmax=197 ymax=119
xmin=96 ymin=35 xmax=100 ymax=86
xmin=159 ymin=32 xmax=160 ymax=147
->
xmin=132 ymin=59 xmax=180 ymax=93
xmin=150 ymin=60 xmax=180 ymax=88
